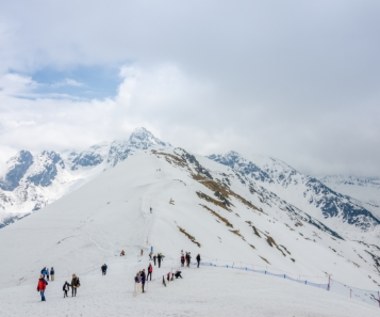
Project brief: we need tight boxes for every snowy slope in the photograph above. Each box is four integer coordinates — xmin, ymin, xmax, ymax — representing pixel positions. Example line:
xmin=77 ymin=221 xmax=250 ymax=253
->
xmin=0 ymin=148 xmax=380 ymax=316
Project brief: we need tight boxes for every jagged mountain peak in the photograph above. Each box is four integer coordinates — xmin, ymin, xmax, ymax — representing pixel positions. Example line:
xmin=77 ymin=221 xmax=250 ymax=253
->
xmin=127 ymin=127 xmax=170 ymax=149
xmin=208 ymin=151 xmax=272 ymax=183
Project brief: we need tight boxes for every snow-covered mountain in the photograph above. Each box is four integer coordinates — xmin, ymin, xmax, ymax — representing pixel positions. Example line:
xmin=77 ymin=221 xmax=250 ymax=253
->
xmin=0 ymin=144 xmax=379 ymax=316
xmin=0 ymin=133 xmax=380 ymax=315
xmin=208 ymin=151 xmax=380 ymax=236
xmin=0 ymin=128 xmax=170 ymax=227
xmin=321 ymin=175 xmax=380 ymax=220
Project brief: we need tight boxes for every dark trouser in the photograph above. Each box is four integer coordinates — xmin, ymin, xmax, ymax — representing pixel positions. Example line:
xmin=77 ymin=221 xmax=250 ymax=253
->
xmin=142 ymin=282 xmax=145 ymax=293
xmin=158 ymin=260 xmax=161 ymax=268
xmin=64 ymin=290 xmax=68 ymax=298
xmin=147 ymin=272 xmax=152 ymax=281
xmin=72 ymin=287 xmax=77 ymax=297
xmin=197 ymin=260 xmax=200 ymax=268
xmin=40 ymin=291 xmax=46 ymax=301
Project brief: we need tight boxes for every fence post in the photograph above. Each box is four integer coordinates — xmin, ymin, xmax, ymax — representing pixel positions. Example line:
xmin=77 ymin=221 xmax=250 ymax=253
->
xmin=350 ymin=289 xmax=352 ymax=299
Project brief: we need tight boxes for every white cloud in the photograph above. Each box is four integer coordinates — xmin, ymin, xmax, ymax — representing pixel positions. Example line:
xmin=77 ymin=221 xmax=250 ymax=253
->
xmin=51 ymin=78 xmax=85 ymax=88
xmin=0 ymin=1 xmax=379 ymax=176
xmin=0 ymin=73 xmax=37 ymax=95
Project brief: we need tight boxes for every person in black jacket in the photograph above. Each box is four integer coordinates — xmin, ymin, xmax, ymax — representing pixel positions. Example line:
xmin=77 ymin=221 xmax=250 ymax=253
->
xmin=157 ymin=253 xmax=164 ymax=268
xmin=196 ymin=254 xmax=201 ymax=268
xmin=101 ymin=263 xmax=108 ymax=275
xmin=50 ymin=267 xmax=55 ymax=281
xmin=174 ymin=271 xmax=183 ymax=279
xmin=62 ymin=281 xmax=70 ymax=298
xmin=140 ymin=269 xmax=146 ymax=293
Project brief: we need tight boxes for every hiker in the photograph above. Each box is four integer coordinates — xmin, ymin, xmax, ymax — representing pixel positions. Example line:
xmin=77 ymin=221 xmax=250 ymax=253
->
xmin=162 ymin=275 xmax=166 ymax=287
xmin=157 ymin=253 xmax=164 ymax=268
xmin=120 ymin=249 xmax=126 ymax=256
xmin=62 ymin=281 xmax=70 ymax=298
xmin=185 ymin=252 xmax=191 ymax=267
xmin=153 ymin=254 xmax=157 ymax=266
xmin=40 ymin=267 xmax=48 ymax=279
xmin=36 ymin=274 xmax=48 ymax=301
xmin=46 ymin=267 xmax=50 ymax=281
xmin=180 ymin=254 xmax=185 ymax=267
xmin=50 ymin=267 xmax=55 ymax=281
xmin=134 ymin=271 xmax=141 ymax=294
xmin=174 ymin=270 xmax=183 ymax=279
xmin=71 ymin=274 xmax=80 ymax=297
xmin=196 ymin=254 xmax=201 ymax=268
xmin=101 ymin=263 xmax=108 ymax=275
xmin=140 ymin=269 xmax=146 ymax=293
xmin=147 ymin=263 xmax=153 ymax=281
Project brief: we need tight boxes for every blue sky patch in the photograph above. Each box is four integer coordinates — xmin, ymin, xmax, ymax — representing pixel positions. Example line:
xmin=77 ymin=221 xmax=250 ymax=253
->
xmin=31 ymin=65 xmax=122 ymax=100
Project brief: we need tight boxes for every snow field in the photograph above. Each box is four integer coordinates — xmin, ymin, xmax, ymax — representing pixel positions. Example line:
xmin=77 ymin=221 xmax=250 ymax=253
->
xmin=0 ymin=255 xmax=379 ymax=317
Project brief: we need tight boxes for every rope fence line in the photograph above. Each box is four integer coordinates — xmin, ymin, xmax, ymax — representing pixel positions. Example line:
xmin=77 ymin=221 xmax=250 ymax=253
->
xmin=197 ymin=258 xmax=380 ymax=308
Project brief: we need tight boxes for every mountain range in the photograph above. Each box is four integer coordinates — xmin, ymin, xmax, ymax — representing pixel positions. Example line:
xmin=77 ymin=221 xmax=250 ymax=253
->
xmin=0 ymin=127 xmax=379 ymax=290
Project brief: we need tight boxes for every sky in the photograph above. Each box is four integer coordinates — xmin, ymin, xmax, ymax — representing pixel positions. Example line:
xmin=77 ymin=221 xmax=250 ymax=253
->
xmin=0 ymin=0 xmax=379 ymax=177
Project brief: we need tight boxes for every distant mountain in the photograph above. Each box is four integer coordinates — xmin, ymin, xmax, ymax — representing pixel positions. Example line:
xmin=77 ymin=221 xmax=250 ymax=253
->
xmin=321 ymin=175 xmax=380 ymax=219
xmin=208 ymin=151 xmax=380 ymax=233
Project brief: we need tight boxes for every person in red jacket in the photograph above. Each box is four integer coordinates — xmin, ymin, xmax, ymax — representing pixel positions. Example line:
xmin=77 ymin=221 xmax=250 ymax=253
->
xmin=37 ymin=274 xmax=48 ymax=301
xmin=147 ymin=263 xmax=153 ymax=281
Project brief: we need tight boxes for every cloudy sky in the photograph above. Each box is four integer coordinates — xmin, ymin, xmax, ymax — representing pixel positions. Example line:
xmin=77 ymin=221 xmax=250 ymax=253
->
xmin=0 ymin=0 xmax=379 ymax=177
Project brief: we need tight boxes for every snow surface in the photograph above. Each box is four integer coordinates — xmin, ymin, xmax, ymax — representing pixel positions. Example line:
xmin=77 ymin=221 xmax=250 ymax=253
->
xmin=1 ymin=259 xmax=378 ymax=317
xmin=0 ymin=150 xmax=379 ymax=316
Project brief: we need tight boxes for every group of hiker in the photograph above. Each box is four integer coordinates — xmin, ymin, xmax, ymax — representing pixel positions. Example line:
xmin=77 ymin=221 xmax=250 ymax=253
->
xmin=180 ymin=251 xmax=201 ymax=268
xmin=149 ymin=252 xmax=165 ymax=268
xmin=36 ymin=267 xmax=80 ymax=302
xmin=40 ymin=266 xmax=55 ymax=281
xmin=36 ymin=248 xmax=201 ymax=301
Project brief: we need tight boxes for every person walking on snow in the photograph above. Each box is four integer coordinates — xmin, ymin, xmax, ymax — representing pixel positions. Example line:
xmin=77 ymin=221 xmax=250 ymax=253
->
xmin=71 ymin=274 xmax=80 ymax=297
xmin=40 ymin=267 xmax=48 ymax=279
xmin=185 ymin=252 xmax=191 ymax=267
xmin=180 ymin=254 xmax=185 ymax=267
xmin=140 ymin=269 xmax=146 ymax=293
xmin=157 ymin=253 xmax=164 ymax=268
xmin=50 ymin=267 xmax=55 ymax=281
xmin=101 ymin=263 xmax=108 ymax=275
xmin=153 ymin=254 xmax=157 ymax=266
xmin=147 ymin=263 xmax=153 ymax=281
xmin=36 ymin=274 xmax=48 ymax=301
xmin=196 ymin=254 xmax=201 ymax=268
xmin=62 ymin=281 xmax=70 ymax=298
